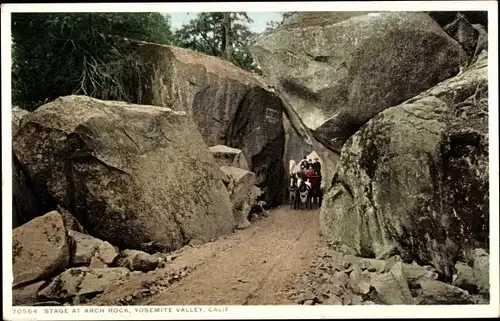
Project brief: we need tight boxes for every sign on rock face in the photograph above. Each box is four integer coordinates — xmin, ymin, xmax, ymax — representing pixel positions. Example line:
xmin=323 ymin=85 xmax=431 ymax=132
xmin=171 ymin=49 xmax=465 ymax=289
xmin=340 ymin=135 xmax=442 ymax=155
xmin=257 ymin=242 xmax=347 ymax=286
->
xmin=13 ymin=96 xmax=235 ymax=253
xmin=109 ymin=39 xmax=287 ymax=206
xmin=227 ymin=88 xmax=286 ymax=206
xmin=194 ymin=85 xmax=286 ymax=207
xmin=265 ymin=108 xmax=281 ymax=125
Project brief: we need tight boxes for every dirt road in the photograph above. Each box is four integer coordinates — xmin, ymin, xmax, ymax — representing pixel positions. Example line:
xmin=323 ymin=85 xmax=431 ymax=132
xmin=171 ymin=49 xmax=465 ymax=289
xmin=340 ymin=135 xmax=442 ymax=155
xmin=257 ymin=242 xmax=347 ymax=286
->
xmin=90 ymin=207 xmax=323 ymax=306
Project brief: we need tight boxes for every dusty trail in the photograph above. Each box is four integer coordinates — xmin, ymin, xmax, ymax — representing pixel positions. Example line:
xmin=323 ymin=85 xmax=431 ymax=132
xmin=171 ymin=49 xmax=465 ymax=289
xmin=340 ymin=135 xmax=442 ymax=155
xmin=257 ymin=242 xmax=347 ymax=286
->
xmin=91 ymin=207 xmax=323 ymax=306
xmin=146 ymin=208 xmax=321 ymax=305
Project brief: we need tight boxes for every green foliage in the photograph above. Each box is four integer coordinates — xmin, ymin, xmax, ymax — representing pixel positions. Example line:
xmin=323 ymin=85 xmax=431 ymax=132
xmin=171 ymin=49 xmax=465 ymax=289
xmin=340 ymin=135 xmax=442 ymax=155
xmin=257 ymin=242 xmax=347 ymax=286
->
xmin=174 ymin=12 xmax=258 ymax=71
xmin=12 ymin=12 xmax=269 ymax=110
xmin=12 ymin=13 xmax=176 ymax=110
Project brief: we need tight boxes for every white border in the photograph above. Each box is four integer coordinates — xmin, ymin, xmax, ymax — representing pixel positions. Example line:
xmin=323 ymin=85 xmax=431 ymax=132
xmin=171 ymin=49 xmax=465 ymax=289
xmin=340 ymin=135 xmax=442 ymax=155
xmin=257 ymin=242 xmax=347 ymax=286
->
xmin=2 ymin=1 xmax=499 ymax=320
xmin=0 ymin=1 xmax=497 ymax=12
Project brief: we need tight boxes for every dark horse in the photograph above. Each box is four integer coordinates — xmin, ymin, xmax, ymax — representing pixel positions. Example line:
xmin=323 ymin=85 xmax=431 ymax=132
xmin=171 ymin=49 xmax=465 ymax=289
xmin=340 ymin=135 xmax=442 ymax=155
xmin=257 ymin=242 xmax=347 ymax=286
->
xmin=295 ymin=176 xmax=315 ymax=210
xmin=289 ymin=173 xmax=323 ymax=210
xmin=289 ymin=174 xmax=311 ymax=210
xmin=308 ymin=174 xmax=323 ymax=209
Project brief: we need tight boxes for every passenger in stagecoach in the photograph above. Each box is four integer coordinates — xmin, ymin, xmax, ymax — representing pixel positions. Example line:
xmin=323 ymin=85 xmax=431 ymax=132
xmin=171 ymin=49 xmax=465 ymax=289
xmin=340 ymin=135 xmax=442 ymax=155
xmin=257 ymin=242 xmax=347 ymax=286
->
xmin=302 ymin=159 xmax=322 ymax=209
xmin=305 ymin=165 xmax=319 ymax=187
xmin=298 ymin=164 xmax=307 ymax=180
xmin=312 ymin=158 xmax=321 ymax=175
xmin=298 ymin=156 xmax=309 ymax=170
xmin=304 ymin=163 xmax=315 ymax=179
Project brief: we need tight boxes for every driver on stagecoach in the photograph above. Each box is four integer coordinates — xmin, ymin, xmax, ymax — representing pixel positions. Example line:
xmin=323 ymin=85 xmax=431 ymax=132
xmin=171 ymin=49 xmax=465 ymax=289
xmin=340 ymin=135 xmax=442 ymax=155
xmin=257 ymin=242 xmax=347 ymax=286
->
xmin=312 ymin=157 xmax=321 ymax=175
xmin=304 ymin=163 xmax=318 ymax=186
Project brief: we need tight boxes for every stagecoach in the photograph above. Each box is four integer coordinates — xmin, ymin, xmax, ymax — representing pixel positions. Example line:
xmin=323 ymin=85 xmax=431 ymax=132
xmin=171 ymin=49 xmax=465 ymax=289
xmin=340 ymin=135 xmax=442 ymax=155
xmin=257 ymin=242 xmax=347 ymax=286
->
xmin=289 ymin=173 xmax=322 ymax=210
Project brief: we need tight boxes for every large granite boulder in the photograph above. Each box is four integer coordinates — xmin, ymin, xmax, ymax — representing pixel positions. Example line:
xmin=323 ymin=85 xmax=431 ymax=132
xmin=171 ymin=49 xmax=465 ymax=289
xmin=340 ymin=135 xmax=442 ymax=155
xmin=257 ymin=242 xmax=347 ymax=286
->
xmin=428 ymin=11 xmax=488 ymax=30
xmin=370 ymin=262 xmax=414 ymax=305
xmin=13 ymin=95 xmax=234 ymax=253
xmin=12 ymin=106 xmax=30 ymax=136
xmin=38 ymin=267 xmax=130 ymax=300
xmin=418 ymin=280 xmax=474 ymax=304
xmin=283 ymin=116 xmax=312 ymax=166
xmin=108 ymin=37 xmax=286 ymax=206
xmin=467 ymin=248 xmax=489 ymax=294
xmin=116 ymin=249 xmax=160 ymax=272
xmin=12 ymin=107 xmax=43 ymax=228
xmin=209 ymin=145 xmax=249 ymax=171
xmin=13 ymin=155 xmax=42 ymax=229
xmin=68 ymin=230 xmax=118 ymax=267
xmin=442 ymin=13 xmax=488 ymax=65
xmin=320 ymin=52 xmax=488 ymax=280
xmin=452 ymin=258 xmax=490 ymax=295
xmin=220 ymin=166 xmax=261 ymax=229
xmin=12 ymin=280 xmax=47 ymax=306
xmin=251 ymin=12 xmax=468 ymax=153
xmin=13 ymin=211 xmax=70 ymax=287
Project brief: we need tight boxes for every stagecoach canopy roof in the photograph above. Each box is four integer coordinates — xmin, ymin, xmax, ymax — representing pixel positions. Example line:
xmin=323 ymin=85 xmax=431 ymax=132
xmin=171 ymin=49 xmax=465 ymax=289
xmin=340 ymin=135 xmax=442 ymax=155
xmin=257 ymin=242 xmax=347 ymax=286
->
xmin=307 ymin=150 xmax=321 ymax=163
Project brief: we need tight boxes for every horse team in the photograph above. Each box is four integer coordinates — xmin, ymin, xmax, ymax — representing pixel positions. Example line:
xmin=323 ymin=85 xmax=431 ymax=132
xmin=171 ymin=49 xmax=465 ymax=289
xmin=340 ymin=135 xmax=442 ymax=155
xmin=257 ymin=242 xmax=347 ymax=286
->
xmin=289 ymin=157 xmax=323 ymax=210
